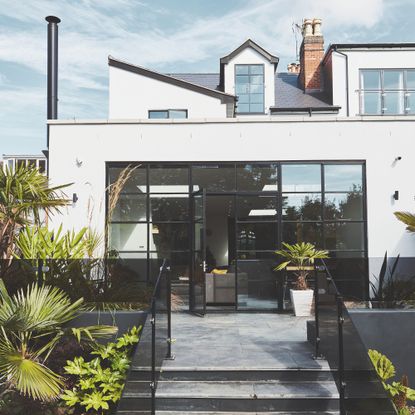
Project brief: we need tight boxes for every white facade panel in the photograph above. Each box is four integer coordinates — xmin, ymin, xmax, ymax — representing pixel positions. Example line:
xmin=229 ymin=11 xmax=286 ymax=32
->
xmin=48 ymin=118 xmax=415 ymax=273
xmin=109 ymin=66 xmax=228 ymax=119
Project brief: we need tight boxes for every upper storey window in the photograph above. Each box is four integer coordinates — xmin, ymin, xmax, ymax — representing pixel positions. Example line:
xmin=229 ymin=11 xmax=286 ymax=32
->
xmin=360 ymin=69 xmax=415 ymax=115
xmin=235 ymin=64 xmax=264 ymax=114
xmin=149 ymin=109 xmax=188 ymax=119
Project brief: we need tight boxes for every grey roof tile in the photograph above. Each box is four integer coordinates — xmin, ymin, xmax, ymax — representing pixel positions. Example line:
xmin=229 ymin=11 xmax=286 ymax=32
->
xmin=167 ymin=72 xmax=334 ymax=109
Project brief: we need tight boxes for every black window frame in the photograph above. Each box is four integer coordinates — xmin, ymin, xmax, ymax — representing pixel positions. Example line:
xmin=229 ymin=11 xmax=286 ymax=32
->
xmin=148 ymin=109 xmax=188 ymax=119
xmin=234 ymin=64 xmax=265 ymax=115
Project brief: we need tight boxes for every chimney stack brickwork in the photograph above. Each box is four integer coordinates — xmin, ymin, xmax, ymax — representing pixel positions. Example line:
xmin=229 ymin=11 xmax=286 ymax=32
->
xmin=299 ymin=18 xmax=324 ymax=92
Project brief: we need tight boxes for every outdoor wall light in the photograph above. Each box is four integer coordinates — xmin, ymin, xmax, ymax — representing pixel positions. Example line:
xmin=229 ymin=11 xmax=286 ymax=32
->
xmin=72 ymin=193 xmax=78 ymax=203
xmin=393 ymin=191 xmax=399 ymax=201
xmin=395 ymin=156 xmax=402 ymax=161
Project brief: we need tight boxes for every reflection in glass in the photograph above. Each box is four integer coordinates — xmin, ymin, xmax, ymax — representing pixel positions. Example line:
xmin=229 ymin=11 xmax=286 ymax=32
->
xmin=150 ymin=223 xmax=189 ymax=253
xmin=325 ymin=222 xmax=365 ymax=250
xmin=237 ymin=164 xmax=278 ymax=191
xmin=110 ymin=223 xmax=147 ymax=251
xmin=281 ymin=164 xmax=321 ymax=192
xmin=112 ymin=194 xmax=147 ymax=222
xmin=383 ymin=70 xmax=403 ymax=89
xmin=108 ymin=166 xmax=147 ymax=193
xmin=150 ymin=194 xmax=188 ymax=221
xmin=236 ymin=257 xmax=278 ymax=309
xmin=282 ymin=194 xmax=321 ymax=220
xmin=149 ymin=165 xmax=188 ymax=193
xmin=324 ymin=165 xmax=362 ymax=192
xmin=383 ymin=91 xmax=404 ymax=115
xmin=237 ymin=196 xmax=277 ymax=221
xmin=362 ymin=92 xmax=381 ymax=115
xmin=282 ymin=222 xmax=323 ymax=247
xmin=237 ymin=223 xmax=277 ymax=251
xmin=325 ymin=193 xmax=363 ymax=220
xmin=361 ymin=70 xmax=380 ymax=90
xmin=192 ymin=164 xmax=235 ymax=192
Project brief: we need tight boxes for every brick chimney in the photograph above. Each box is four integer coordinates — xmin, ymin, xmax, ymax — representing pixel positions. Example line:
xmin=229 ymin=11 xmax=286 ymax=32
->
xmin=299 ymin=18 xmax=324 ymax=91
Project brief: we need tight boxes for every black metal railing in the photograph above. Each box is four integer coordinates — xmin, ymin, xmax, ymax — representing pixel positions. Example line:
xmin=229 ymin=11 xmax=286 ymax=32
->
xmin=315 ymin=259 xmax=398 ymax=415
xmin=150 ymin=259 xmax=174 ymax=414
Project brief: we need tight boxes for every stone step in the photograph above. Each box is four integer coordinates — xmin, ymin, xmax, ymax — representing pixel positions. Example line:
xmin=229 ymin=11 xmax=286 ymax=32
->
xmin=129 ymin=368 xmax=336 ymax=382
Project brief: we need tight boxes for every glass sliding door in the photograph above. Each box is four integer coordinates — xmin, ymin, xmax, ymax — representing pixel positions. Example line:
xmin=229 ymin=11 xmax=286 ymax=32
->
xmin=190 ymin=189 xmax=206 ymax=315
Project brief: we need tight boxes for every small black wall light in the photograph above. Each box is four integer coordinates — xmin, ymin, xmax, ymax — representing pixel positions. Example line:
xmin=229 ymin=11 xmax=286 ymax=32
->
xmin=393 ymin=191 xmax=399 ymax=201
xmin=72 ymin=193 xmax=78 ymax=203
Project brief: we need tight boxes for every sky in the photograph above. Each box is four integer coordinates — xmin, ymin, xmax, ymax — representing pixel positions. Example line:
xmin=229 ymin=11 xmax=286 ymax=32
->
xmin=0 ymin=0 xmax=414 ymax=155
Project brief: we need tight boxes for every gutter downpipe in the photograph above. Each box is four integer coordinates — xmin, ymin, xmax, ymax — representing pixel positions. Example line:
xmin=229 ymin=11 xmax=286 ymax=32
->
xmin=334 ymin=46 xmax=350 ymax=117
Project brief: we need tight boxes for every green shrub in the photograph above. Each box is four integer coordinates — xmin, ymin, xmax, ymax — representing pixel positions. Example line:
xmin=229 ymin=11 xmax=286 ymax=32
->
xmin=369 ymin=349 xmax=415 ymax=414
xmin=61 ymin=326 xmax=141 ymax=413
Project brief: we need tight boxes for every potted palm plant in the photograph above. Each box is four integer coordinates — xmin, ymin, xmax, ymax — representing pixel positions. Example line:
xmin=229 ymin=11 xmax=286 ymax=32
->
xmin=275 ymin=242 xmax=329 ymax=316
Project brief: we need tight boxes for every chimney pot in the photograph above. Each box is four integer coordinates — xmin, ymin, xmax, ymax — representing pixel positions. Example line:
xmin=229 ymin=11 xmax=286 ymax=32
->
xmin=312 ymin=18 xmax=322 ymax=36
xmin=302 ymin=19 xmax=313 ymax=36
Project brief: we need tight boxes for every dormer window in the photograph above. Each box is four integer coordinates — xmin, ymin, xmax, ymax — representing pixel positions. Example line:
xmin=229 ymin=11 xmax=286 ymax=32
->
xmin=235 ymin=64 xmax=264 ymax=114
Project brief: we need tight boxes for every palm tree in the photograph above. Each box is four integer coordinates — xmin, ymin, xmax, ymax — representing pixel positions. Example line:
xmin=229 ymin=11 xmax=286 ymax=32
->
xmin=0 ymin=165 xmax=70 ymax=259
xmin=275 ymin=242 xmax=329 ymax=290
xmin=0 ymin=280 xmax=117 ymax=401
xmin=394 ymin=211 xmax=415 ymax=233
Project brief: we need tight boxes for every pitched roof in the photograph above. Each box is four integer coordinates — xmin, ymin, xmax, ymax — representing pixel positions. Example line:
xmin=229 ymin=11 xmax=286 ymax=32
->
xmin=108 ymin=57 xmax=236 ymax=104
xmin=167 ymin=72 xmax=338 ymax=111
xmin=220 ymin=39 xmax=279 ymax=65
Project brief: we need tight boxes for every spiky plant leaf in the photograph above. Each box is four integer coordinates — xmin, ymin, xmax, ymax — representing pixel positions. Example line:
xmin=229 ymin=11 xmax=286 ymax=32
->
xmin=394 ymin=211 xmax=415 ymax=233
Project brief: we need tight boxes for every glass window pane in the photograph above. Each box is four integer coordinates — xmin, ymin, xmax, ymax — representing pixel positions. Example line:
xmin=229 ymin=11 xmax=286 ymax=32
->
xmin=108 ymin=166 xmax=147 ymax=194
xmin=250 ymin=103 xmax=264 ymax=113
xmin=149 ymin=165 xmax=188 ymax=193
xmin=383 ymin=70 xmax=403 ymax=89
xmin=282 ymin=194 xmax=322 ymax=220
xmin=282 ymin=222 xmax=323 ymax=247
xmin=325 ymin=193 xmax=363 ymax=220
xmin=383 ymin=91 xmax=405 ymax=114
xmin=250 ymin=75 xmax=264 ymax=84
xmin=325 ymin=222 xmax=365 ymax=250
xmin=16 ymin=159 xmax=26 ymax=169
xmin=324 ymin=164 xmax=362 ymax=192
xmin=236 ymin=75 xmax=249 ymax=84
xmin=281 ymin=164 xmax=321 ymax=192
xmin=249 ymin=84 xmax=263 ymax=94
xmin=237 ymin=103 xmax=250 ymax=113
xmin=237 ymin=223 xmax=277 ymax=251
xmin=150 ymin=223 xmax=189 ymax=252
xmin=28 ymin=159 xmax=36 ymax=168
xmin=110 ymin=223 xmax=147 ymax=251
xmin=235 ymin=84 xmax=250 ymax=94
xmin=361 ymin=70 xmax=380 ymax=90
xmin=249 ymin=65 xmax=264 ymax=75
xmin=238 ymin=94 xmax=249 ymax=104
xmin=406 ymin=92 xmax=415 ymax=114
xmin=169 ymin=110 xmax=187 ymax=119
xmin=362 ymin=92 xmax=381 ymax=114
xmin=192 ymin=164 xmax=235 ymax=192
xmin=237 ymin=196 xmax=277 ymax=221
xmin=38 ymin=160 xmax=46 ymax=173
xmin=149 ymin=110 xmax=168 ymax=119
xmin=112 ymin=194 xmax=147 ymax=222
xmin=406 ymin=70 xmax=415 ymax=89
xmin=237 ymin=163 xmax=278 ymax=191
xmin=235 ymin=65 xmax=249 ymax=75
xmin=150 ymin=194 xmax=189 ymax=221
xmin=250 ymin=94 xmax=264 ymax=104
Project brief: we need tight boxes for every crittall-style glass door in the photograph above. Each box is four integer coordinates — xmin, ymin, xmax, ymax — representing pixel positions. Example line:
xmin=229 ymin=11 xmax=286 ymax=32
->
xmin=190 ymin=189 xmax=206 ymax=315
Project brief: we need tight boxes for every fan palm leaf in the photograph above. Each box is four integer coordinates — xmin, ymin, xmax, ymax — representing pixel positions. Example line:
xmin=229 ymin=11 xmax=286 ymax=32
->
xmin=394 ymin=211 xmax=415 ymax=233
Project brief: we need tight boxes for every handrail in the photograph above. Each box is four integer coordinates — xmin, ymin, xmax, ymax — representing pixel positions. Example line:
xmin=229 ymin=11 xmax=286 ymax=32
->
xmin=315 ymin=259 xmax=398 ymax=415
xmin=150 ymin=258 xmax=172 ymax=415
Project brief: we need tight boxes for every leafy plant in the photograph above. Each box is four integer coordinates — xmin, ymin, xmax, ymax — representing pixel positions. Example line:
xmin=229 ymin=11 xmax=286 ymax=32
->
xmin=61 ymin=326 xmax=141 ymax=413
xmin=370 ymin=252 xmax=415 ymax=308
xmin=274 ymin=242 xmax=329 ymax=290
xmin=368 ymin=349 xmax=415 ymax=414
xmin=0 ymin=280 xmax=117 ymax=401
xmin=395 ymin=211 xmax=415 ymax=233
xmin=0 ymin=165 xmax=70 ymax=260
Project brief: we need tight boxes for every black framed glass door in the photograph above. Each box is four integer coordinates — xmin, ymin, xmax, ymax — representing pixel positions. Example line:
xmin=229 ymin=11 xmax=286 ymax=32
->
xmin=190 ymin=189 xmax=206 ymax=315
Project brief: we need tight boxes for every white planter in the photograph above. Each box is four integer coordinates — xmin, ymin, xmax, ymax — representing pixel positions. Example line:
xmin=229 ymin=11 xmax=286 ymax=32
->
xmin=290 ymin=289 xmax=314 ymax=317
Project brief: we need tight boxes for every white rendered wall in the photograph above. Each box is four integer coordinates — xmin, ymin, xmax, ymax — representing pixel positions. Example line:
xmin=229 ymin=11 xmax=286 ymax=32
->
xmin=48 ymin=117 xmax=415 ymax=275
xmin=332 ymin=50 xmax=415 ymax=117
xmin=223 ymin=48 xmax=275 ymax=115
xmin=109 ymin=66 xmax=228 ymax=119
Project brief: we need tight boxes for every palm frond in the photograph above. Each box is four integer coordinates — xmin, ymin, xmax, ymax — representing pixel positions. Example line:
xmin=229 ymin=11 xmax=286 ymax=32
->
xmin=394 ymin=211 xmax=415 ymax=233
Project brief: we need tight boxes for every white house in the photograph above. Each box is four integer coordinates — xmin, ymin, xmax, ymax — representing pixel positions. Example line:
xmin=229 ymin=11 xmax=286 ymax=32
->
xmin=47 ymin=18 xmax=415 ymax=312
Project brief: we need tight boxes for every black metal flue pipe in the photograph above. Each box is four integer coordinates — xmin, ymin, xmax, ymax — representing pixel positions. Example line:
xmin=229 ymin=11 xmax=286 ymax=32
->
xmin=45 ymin=16 xmax=61 ymax=120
